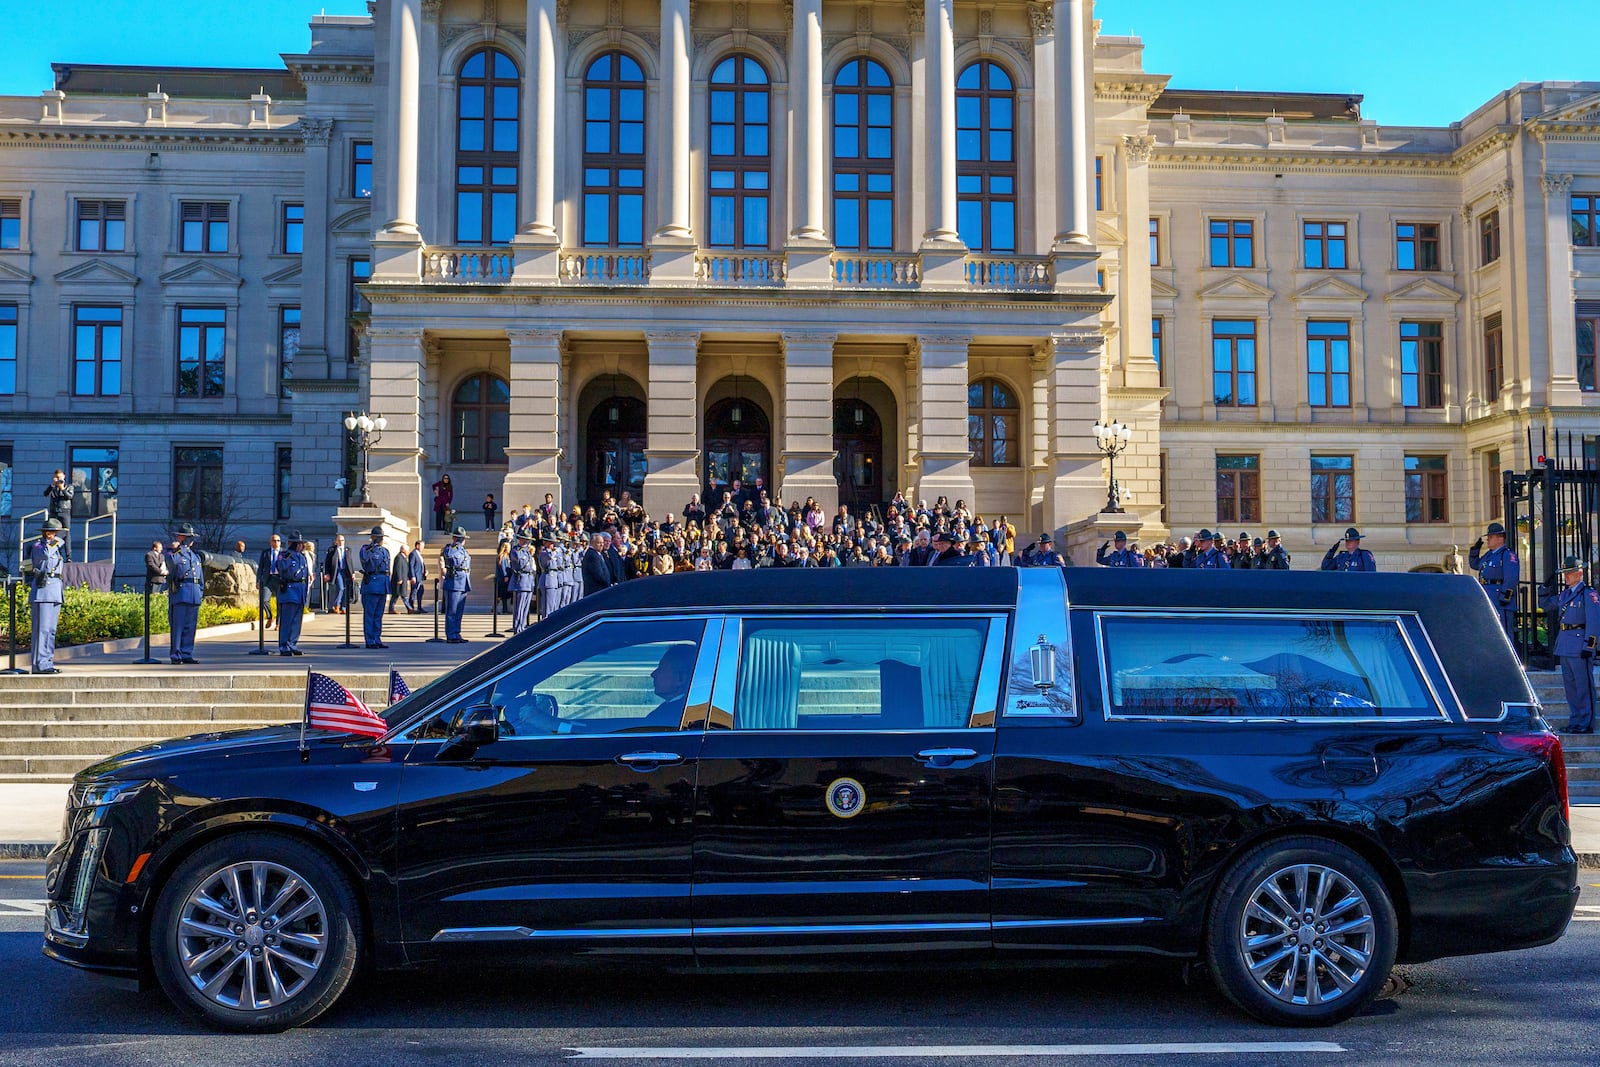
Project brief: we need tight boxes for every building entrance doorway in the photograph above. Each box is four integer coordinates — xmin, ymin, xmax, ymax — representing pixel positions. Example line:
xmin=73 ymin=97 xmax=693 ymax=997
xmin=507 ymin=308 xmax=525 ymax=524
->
xmin=586 ymin=396 xmax=647 ymax=504
xmin=704 ymin=397 xmax=769 ymax=503
xmin=834 ymin=399 xmax=883 ymax=510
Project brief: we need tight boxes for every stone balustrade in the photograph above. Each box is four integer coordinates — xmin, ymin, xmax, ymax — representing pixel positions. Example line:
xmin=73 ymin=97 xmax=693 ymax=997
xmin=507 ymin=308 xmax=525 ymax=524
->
xmin=832 ymin=253 xmax=923 ymax=288
xmin=560 ymin=249 xmax=652 ymax=284
xmin=695 ymin=252 xmax=788 ymax=286
xmin=421 ymin=248 xmax=514 ymax=282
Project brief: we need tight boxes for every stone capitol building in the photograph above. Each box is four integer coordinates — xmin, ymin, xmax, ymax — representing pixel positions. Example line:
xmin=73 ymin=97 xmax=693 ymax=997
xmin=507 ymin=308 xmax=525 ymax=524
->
xmin=1 ymin=0 xmax=1598 ymax=573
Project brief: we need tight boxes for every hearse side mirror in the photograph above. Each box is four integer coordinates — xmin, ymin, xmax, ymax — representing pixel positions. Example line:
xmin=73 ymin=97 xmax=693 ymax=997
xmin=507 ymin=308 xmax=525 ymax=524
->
xmin=1030 ymin=635 xmax=1057 ymax=691
xmin=456 ymin=703 xmax=501 ymax=748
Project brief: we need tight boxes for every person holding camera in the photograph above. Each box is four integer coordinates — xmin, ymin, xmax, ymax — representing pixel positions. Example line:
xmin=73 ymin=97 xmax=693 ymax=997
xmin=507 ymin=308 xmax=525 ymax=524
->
xmin=1538 ymin=556 xmax=1598 ymax=734
xmin=43 ymin=470 xmax=74 ymax=552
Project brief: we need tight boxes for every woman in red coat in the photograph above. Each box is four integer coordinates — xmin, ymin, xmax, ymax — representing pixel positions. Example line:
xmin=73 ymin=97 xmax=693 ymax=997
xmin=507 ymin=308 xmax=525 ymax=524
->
xmin=430 ymin=473 xmax=453 ymax=532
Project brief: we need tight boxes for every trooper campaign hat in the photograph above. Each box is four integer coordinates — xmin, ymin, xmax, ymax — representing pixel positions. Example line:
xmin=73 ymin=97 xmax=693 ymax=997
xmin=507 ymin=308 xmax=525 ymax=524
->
xmin=41 ymin=518 xmax=64 ymax=532
xmin=1113 ymin=531 xmax=1128 ymax=542
xmin=288 ymin=529 xmax=305 ymax=546
xmin=172 ymin=522 xmax=196 ymax=538
xmin=1486 ymin=522 xmax=1507 ymax=537
xmin=1561 ymin=555 xmax=1585 ymax=574
xmin=369 ymin=525 xmax=385 ymax=538
xmin=451 ymin=526 xmax=468 ymax=539
xmin=931 ymin=529 xmax=955 ymax=544
xmin=517 ymin=528 xmax=535 ymax=541
xmin=1267 ymin=530 xmax=1281 ymax=540
xmin=1343 ymin=527 xmax=1363 ymax=541
xmin=1195 ymin=529 xmax=1216 ymax=542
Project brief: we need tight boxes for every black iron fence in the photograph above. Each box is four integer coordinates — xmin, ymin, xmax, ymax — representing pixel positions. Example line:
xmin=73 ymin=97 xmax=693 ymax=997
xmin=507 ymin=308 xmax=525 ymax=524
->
xmin=1503 ymin=430 xmax=1600 ymax=667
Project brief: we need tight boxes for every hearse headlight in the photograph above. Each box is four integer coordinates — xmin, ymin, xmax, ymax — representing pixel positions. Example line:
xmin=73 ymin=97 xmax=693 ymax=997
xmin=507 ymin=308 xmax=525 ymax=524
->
xmin=69 ymin=780 xmax=140 ymax=809
xmin=47 ymin=827 xmax=110 ymax=945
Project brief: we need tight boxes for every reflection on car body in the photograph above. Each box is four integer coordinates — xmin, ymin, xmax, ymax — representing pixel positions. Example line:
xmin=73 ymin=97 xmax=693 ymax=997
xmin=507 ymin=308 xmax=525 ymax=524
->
xmin=41 ymin=568 xmax=1577 ymax=1032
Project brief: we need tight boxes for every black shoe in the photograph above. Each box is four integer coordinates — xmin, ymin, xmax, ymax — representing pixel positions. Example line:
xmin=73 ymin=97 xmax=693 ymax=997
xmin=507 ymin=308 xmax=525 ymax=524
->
xmin=170 ymin=658 xmax=183 ymax=665
xmin=290 ymin=649 xmax=305 ymax=656
xmin=183 ymin=658 xmax=199 ymax=664
xmin=32 ymin=668 xmax=61 ymax=675
xmin=374 ymin=643 xmax=390 ymax=649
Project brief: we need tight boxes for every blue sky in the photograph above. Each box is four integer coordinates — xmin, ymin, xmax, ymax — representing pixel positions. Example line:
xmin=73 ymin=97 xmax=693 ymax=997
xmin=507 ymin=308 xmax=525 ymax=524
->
xmin=1 ymin=1 xmax=1593 ymax=126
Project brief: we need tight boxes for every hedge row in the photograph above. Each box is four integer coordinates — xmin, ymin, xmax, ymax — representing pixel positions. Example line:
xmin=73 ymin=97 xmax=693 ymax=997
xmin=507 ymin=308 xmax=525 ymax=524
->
xmin=0 ymin=585 xmax=259 ymax=651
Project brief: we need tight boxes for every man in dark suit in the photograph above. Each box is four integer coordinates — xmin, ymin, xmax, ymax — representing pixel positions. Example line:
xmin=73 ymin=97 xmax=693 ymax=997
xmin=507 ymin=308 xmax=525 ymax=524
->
xmin=322 ymin=534 xmax=353 ymax=613
xmin=603 ymin=531 xmax=626 ymax=585
xmin=582 ymin=534 xmax=615 ymax=597
xmin=256 ymin=533 xmax=283 ymax=629
xmin=929 ymin=529 xmax=974 ymax=566
xmin=144 ymin=540 xmax=169 ymax=589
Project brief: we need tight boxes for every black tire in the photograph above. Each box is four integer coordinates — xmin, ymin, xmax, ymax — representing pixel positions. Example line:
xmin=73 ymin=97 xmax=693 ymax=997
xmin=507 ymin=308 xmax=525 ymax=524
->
xmin=1206 ymin=836 xmax=1398 ymax=1026
xmin=150 ymin=832 xmax=362 ymax=1032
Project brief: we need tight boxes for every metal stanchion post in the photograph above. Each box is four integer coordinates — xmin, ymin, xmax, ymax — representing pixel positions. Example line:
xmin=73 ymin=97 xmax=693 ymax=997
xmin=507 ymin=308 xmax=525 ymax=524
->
xmin=488 ymin=585 xmax=503 ymax=638
xmin=248 ymin=580 xmax=270 ymax=656
xmin=427 ymin=578 xmax=444 ymax=643
xmin=338 ymin=580 xmax=358 ymax=649
xmin=132 ymin=577 xmax=159 ymax=664
xmin=2 ymin=580 xmax=27 ymax=675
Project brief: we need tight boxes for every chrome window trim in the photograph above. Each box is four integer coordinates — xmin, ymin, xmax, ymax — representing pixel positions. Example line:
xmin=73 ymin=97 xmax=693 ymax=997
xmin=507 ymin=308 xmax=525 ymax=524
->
xmin=1399 ymin=614 xmax=1470 ymax=721
xmin=714 ymin=611 xmax=1008 ymax=732
xmin=1005 ymin=569 xmax=1076 ymax=718
xmin=391 ymin=613 xmax=719 ymax=744
xmin=1092 ymin=609 xmax=1450 ymax=724
xmin=430 ymin=916 xmax=1155 ymax=943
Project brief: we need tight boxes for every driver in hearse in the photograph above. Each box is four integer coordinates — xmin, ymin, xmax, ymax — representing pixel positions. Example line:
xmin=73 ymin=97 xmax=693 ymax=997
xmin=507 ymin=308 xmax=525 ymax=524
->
xmin=641 ymin=643 xmax=698 ymax=730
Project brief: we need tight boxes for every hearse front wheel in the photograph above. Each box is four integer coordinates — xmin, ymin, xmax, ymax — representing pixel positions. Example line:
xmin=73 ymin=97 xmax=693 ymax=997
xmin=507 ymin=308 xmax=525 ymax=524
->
xmin=150 ymin=833 xmax=362 ymax=1032
xmin=1206 ymin=837 xmax=1398 ymax=1026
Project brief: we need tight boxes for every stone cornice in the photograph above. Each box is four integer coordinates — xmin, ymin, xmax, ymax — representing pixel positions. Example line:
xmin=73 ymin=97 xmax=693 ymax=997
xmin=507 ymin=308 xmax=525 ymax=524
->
xmin=362 ymin=285 xmax=1109 ymax=314
xmin=0 ymin=126 xmax=306 ymax=152
xmin=1151 ymin=127 xmax=1517 ymax=176
xmin=280 ymin=53 xmax=375 ymax=86
xmin=1094 ymin=75 xmax=1170 ymax=106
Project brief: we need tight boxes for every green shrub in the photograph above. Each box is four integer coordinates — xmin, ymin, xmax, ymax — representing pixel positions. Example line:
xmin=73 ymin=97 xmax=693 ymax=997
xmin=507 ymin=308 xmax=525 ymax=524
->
xmin=0 ymin=584 xmax=258 ymax=651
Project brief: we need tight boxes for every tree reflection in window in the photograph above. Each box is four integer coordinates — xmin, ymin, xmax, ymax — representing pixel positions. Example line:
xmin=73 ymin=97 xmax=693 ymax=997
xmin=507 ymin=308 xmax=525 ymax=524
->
xmin=967 ymin=378 xmax=1019 ymax=467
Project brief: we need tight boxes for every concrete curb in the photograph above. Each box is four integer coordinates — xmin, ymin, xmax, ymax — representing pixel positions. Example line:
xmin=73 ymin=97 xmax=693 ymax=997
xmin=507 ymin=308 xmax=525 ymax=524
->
xmin=52 ymin=620 xmax=263 ymax=662
xmin=0 ymin=843 xmax=53 ymax=859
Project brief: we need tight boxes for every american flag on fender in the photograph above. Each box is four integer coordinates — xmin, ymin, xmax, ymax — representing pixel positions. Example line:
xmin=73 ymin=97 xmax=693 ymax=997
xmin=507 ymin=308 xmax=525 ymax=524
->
xmin=388 ymin=669 xmax=411 ymax=706
xmin=305 ymin=672 xmax=388 ymax=739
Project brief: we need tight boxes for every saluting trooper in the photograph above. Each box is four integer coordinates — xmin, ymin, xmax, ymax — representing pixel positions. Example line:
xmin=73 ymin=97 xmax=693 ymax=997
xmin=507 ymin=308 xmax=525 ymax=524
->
xmin=276 ymin=531 xmax=311 ymax=656
xmin=441 ymin=527 xmax=472 ymax=644
xmin=1262 ymin=530 xmax=1292 ymax=570
xmin=1191 ymin=529 xmax=1232 ymax=570
xmin=1096 ymin=530 xmax=1143 ymax=568
xmin=164 ymin=523 xmax=205 ymax=664
xmin=1539 ymin=556 xmax=1599 ymax=734
xmin=358 ymin=525 xmax=392 ymax=649
xmin=536 ymin=533 xmax=560 ymax=620
xmin=1320 ymin=527 xmax=1377 ymax=572
xmin=1469 ymin=521 xmax=1520 ymax=638
xmin=508 ymin=529 xmax=537 ymax=634
xmin=28 ymin=518 xmax=68 ymax=674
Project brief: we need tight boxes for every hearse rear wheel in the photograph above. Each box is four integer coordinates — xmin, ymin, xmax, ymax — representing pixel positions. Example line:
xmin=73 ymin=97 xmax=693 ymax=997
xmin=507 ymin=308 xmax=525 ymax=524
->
xmin=1206 ymin=836 xmax=1397 ymax=1026
xmin=150 ymin=832 xmax=362 ymax=1032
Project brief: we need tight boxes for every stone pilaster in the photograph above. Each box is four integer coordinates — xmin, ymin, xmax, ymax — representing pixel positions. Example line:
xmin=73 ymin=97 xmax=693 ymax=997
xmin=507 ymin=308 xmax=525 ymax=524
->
xmin=363 ymin=325 xmax=428 ymax=532
xmin=778 ymin=333 xmax=838 ymax=511
xmin=642 ymin=331 xmax=701 ymax=508
xmin=504 ymin=327 xmax=565 ymax=510
xmin=913 ymin=335 xmax=975 ymax=504
xmin=1120 ymin=135 xmax=1160 ymax=388
xmin=1040 ymin=329 xmax=1107 ymax=545
xmin=1543 ymin=173 xmax=1579 ymax=405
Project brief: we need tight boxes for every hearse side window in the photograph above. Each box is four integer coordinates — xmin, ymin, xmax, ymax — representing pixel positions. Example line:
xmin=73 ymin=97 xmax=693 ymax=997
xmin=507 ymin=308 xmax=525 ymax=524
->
xmin=1098 ymin=614 xmax=1438 ymax=720
xmin=413 ymin=619 xmax=707 ymax=739
xmin=733 ymin=617 xmax=990 ymax=730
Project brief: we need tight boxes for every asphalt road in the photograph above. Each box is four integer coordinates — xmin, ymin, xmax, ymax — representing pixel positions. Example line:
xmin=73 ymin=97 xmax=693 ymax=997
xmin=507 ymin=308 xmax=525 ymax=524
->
xmin=1 ymin=859 xmax=1597 ymax=1067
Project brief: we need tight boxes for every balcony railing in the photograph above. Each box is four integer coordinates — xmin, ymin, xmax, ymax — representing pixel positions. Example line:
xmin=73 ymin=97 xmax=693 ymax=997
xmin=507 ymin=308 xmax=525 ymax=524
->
xmin=561 ymin=250 xmax=651 ymax=284
xmin=411 ymin=247 xmax=1061 ymax=292
xmin=695 ymin=252 xmax=787 ymax=286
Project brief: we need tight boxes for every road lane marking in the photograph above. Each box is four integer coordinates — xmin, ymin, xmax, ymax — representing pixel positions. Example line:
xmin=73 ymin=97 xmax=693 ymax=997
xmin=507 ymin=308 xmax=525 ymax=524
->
xmin=1574 ymin=905 xmax=1600 ymax=921
xmin=0 ymin=874 xmax=43 ymax=879
xmin=0 ymin=900 xmax=47 ymax=915
xmin=564 ymin=1042 xmax=1347 ymax=1059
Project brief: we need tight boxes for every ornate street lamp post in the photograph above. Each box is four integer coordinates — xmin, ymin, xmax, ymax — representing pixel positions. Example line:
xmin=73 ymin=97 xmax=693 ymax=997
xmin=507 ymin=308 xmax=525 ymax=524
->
xmin=1092 ymin=419 xmax=1132 ymax=514
xmin=343 ymin=412 xmax=388 ymax=506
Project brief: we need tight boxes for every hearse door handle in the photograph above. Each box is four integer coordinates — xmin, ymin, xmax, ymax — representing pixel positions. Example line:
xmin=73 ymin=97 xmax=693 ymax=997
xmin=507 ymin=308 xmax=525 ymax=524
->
xmin=914 ymin=747 xmax=979 ymax=768
xmin=615 ymin=751 xmax=684 ymax=770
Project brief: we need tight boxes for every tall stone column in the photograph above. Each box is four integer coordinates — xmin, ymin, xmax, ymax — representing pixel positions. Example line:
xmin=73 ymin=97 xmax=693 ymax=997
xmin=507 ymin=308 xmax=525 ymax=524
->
xmin=1544 ymin=174 xmax=1580 ymax=405
xmin=364 ymin=325 xmax=428 ymax=532
xmin=1027 ymin=4 xmax=1058 ymax=252
xmin=920 ymin=0 xmax=961 ymax=249
xmin=653 ymin=0 xmax=695 ymax=261
xmin=788 ymin=0 xmax=827 ymax=244
xmin=778 ymin=333 xmax=839 ymax=512
xmin=1053 ymin=0 xmax=1092 ymax=247
xmin=641 ymin=331 xmax=701 ymax=509
xmin=504 ymin=327 xmax=565 ymax=510
xmin=296 ymin=117 xmax=334 ymax=380
xmin=374 ymin=0 xmax=423 ymax=280
xmin=1121 ymin=136 xmax=1160 ymax=388
xmin=1040 ymin=329 xmax=1107 ymax=543
xmin=513 ymin=0 xmax=561 ymax=280
xmin=913 ymin=335 xmax=975 ymax=505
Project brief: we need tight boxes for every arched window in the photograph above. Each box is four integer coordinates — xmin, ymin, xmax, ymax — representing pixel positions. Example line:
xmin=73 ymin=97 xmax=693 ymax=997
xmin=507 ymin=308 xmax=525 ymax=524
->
xmin=955 ymin=62 xmax=1016 ymax=253
xmin=708 ymin=55 xmax=771 ymax=249
xmin=967 ymin=378 xmax=1020 ymax=468
xmin=832 ymin=58 xmax=894 ymax=251
xmin=456 ymin=48 xmax=520 ymax=246
xmin=451 ymin=373 xmax=510 ymax=464
xmin=587 ymin=396 xmax=648 ymax=502
xmin=583 ymin=52 xmax=647 ymax=248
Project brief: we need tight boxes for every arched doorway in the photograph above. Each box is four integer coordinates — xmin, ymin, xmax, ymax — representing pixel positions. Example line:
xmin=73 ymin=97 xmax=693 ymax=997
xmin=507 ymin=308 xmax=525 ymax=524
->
xmin=704 ymin=397 xmax=770 ymax=502
xmin=834 ymin=398 xmax=883 ymax=510
xmin=586 ymin=396 xmax=647 ymax=504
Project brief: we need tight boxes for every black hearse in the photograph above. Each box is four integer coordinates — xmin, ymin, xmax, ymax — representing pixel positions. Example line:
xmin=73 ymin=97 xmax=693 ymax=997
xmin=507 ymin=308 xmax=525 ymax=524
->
xmin=43 ymin=568 xmax=1576 ymax=1031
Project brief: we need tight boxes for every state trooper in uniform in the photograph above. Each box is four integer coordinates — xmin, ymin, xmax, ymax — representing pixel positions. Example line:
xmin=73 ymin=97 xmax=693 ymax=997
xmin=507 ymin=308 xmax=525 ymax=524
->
xmin=1191 ymin=529 xmax=1232 ymax=570
xmin=1320 ymin=527 xmax=1377 ymax=572
xmin=1096 ymin=531 xmax=1143 ymax=568
xmin=441 ymin=527 xmax=472 ymax=643
xmin=563 ymin=533 xmax=582 ymax=609
xmin=1539 ymin=556 xmax=1599 ymax=734
xmin=28 ymin=518 xmax=67 ymax=674
xmin=164 ymin=523 xmax=205 ymax=664
xmin=1262 ymin=530 xmax=1292 ymax=570
xmin=1030 ymin=533 xmax=1066 ymax=568
xmin=358 ymin=526 xmax=392 ymax=649
xmin=1468 ymin=521 xmax=1520 ymax=638
xmin=276 ymin=531 xmax=311 ymax=656
xmin=509 ymin=529 xmax=536 ymax=634
xmin=536 ymin=533 xmax=560 ymax=621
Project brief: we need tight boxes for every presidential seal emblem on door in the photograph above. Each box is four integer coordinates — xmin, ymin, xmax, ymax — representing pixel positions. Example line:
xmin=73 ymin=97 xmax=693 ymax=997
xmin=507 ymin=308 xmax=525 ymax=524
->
xmin=824 ymin=777 xmax=865 ymax=819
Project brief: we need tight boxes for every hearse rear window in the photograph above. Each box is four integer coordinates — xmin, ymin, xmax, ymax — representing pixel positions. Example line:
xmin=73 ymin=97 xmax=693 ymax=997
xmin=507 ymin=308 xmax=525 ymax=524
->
xmin=1098 ymin=614 xmax=1438 ymax=720
xmin=733 ymin=617 xmax=990 ymax=730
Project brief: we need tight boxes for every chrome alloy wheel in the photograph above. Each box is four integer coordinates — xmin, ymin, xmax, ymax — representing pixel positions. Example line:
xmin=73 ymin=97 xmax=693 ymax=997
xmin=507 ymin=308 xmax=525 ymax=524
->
xmin=1237 ymin=862 xmax=1376 ymax=1007
xmin=176 ymin=861 xmax=328 ymax=1012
